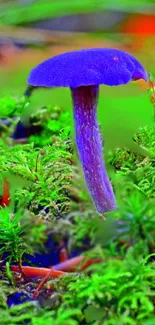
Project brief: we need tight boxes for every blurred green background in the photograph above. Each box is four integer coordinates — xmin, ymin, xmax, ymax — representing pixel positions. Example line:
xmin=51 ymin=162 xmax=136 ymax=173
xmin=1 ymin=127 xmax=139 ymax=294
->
xmin=0 ymin=0 xmax=155 ymax=152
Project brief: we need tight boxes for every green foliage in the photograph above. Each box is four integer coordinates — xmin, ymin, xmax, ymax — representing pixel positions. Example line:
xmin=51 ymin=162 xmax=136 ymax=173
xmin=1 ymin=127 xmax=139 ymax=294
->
xmin=0 ymin=105 xmax=74 ymax=216
xmin=60 ymin=256 xmax=155 ymax=324
xmin=0 ymin=96 xmax=28 ymax=118
xmin=0 ymin=0 xmax=100 ymax=26
xmin=0 ymin=0 xmax=153 ymax=26
xmin=0 ymin=97 xmax=17 ymax=117
xmin=0 ymin=206 xmax=47 ymax=263
xmin=29 ymin=105 xmax=71 ymax=146
xmin=0 ymin=303 xmax=82 ymax=325
xmin=108 ymin=125 xmax=155 ymax=198
xmin=30 ymin=307 xmax=82 ymax=325
xmin=0 ymin=207 xmax=27 ymax=263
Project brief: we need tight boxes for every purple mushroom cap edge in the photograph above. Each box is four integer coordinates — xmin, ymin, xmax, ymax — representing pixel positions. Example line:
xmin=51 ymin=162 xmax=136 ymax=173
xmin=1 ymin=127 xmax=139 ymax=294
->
xmin=27 ymin=48 xmax=148 ymax=214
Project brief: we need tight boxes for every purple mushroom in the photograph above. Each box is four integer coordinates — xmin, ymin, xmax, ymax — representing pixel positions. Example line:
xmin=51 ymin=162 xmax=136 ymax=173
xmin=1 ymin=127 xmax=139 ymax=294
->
xmin=27 ymin=48 xmax=148 ymax=214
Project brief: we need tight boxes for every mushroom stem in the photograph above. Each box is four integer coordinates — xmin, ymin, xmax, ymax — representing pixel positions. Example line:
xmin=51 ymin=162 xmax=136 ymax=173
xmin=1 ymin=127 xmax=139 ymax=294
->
xmin=71 ymin=85 xmax=117 ymax=213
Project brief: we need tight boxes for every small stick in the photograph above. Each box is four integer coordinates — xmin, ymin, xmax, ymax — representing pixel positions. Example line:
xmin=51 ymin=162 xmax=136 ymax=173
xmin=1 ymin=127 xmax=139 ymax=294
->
xmin=10 ymin=265 xmax=66 ymax=299
xmin=32 ymin=269 xmax=57 ymax=298
xmin=33 ymin=243 xmax=68 ymax=298
xmin=32 ymin=256 xmax=102 ymax=298
xmin=10 ymin=265 xmax=65 ymax=278
xmin=52 ymin=256 xmax=102 ymax=272
xmin=52 ymin=255 xmax=84 ymax=272
xmin=80 ymin=258 xmax=102 ymax=271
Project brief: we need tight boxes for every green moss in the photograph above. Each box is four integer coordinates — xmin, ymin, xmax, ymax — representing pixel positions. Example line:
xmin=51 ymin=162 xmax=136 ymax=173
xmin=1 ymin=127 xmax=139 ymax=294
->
xmin=0 ymin=95 xmax=155 ymax=324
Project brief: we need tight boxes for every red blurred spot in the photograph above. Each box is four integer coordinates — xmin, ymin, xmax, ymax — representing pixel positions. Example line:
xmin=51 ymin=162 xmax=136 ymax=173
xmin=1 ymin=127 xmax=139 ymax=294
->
xmin=123 ymin=14 xmax=155 ymax=35
xmin=114 ymin=56 xmax=118 ymax=61
xmin=121 ymin=14 xmax=155 ymax=51
xmin=0 ymin=178 xmax=10 ymax=207
xmin=80 ymin=258 xmax=102 ymax=271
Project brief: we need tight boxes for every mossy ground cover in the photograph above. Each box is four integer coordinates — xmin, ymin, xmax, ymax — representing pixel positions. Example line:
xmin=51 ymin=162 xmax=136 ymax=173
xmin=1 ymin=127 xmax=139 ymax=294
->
xmin=0 ymin=91 xmax=154 ymax=325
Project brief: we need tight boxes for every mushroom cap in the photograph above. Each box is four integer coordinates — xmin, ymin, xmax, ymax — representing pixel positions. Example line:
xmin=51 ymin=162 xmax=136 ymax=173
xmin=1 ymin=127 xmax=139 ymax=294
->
xmin=27 ymin=48 xmax=148 ymax=88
